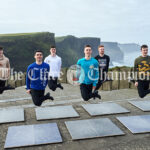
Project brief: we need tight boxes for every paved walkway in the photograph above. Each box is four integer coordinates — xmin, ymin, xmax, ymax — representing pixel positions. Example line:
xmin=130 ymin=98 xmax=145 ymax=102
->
xmin=0 ymin=84 xmax=150 ymax=150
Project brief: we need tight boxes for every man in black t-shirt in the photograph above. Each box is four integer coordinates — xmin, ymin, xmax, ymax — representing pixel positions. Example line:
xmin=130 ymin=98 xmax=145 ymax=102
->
xmin=95 ymin=45 xmax=110 ymax=91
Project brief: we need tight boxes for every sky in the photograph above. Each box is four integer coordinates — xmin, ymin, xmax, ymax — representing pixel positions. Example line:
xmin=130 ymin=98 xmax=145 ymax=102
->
xmin=0 ymin=0 xmax=150 ymax=45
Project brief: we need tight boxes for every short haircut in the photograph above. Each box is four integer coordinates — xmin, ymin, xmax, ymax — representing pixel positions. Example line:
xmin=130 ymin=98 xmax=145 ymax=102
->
xmin=98 ymin=45 xmax=104 ymax=49
xmin=0 ymin=46 xmax=3 ymax=51
xmin=84 ymin=45 xmax=91 ymax=48
xmin=141 ymin=44 xmax=148 ymax=50
xmin=50 ymin=45 xmax=56 ymax=49
xmin=34 ymin=50 xmax=43 ymax=55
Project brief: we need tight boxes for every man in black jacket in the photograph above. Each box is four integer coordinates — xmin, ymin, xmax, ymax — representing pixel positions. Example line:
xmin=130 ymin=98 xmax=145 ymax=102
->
xmin=95 ymin=45 xmax=110 ymax=91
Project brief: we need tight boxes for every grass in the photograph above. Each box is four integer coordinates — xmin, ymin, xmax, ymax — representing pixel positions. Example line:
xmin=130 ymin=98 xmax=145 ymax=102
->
xmin=0 ymin=32 xmax=49 ymax=37
xmin=55 ymin=35 xmax=75 ymax=42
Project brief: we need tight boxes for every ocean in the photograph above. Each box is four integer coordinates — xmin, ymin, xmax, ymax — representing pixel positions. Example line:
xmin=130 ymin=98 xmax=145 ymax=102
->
xmin=111 ymin=51 xmax=141 ymax=68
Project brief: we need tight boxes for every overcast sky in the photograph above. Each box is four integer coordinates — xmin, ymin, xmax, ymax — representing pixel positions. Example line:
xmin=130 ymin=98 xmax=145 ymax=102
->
xmin=0 ymin=0 xmax=150 ymax=45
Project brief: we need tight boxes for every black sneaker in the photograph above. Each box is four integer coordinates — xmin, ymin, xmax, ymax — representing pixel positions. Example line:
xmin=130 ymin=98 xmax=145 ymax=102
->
xmin=5 ymin=85 xmax=15 ymax=90
xmin=95 ymin=93 xmax=101 ymax=99
xmin=0 ymin=88 xmax=4 ymax=94
xmin=57 ymin=83 xmax=64 ymax=90
xmin=45 ymin=92 xmax=54 ymax=101
xmin=93 ymin=91 xmax=101 ymax=100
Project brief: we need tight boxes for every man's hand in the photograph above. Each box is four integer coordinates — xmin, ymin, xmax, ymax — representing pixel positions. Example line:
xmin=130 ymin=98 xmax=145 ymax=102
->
xmin=92 ymin=86 xmax=96 ymax=91
xmin=73 ymin=77 xmax=78 ymax=81
xmin=26 ymin=89 xmax=31 ymax=94
xmin=135 ymin=82 xmax=138 ymax=87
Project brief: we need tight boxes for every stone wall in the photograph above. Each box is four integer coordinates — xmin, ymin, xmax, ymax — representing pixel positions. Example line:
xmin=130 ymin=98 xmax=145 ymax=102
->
xmin=6 ymin=67 xmax=137 ymax=90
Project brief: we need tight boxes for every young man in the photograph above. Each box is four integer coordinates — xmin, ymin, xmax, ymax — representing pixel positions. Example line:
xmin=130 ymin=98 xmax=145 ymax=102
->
xmin=26 ymin=50 xmax=54 ymax=106
xmin=0 ymin=46 xmax=15 ymax=94
xmin=44 ymin=46 xmax=63 ymax=91
xmin=134 ymin=44 xmax=150 ymax=98
xmin=77 ymin=45 xmax=101 ymax=101
xmin=95 ymin=45 xmax=110 ymax=91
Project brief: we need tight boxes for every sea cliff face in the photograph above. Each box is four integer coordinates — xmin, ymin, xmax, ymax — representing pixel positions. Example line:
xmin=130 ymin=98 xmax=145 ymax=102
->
xmin=0 ymin=32 xmax=140 ymax=71
xmin=101 ymin=42 xmax=124 ymax=65
xmin=55 ymin=35 xmax=100 ymax=67
xmin=0 ymin=32 xmax=55 ymax=71
xmin=118 ymin=43 xmax=140 ymax=53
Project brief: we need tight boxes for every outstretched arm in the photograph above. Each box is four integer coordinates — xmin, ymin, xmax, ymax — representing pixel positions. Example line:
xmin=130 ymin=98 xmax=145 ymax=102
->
xmin=58 ymin=58 xmax=62 ymax=73
xmin=26 ymin=66 xmax=31 ymax=93
xmin=106 ymin=56 xmax=110 ymax=73
xmin=134 ymin=59 xmax=138 ymax=87
xmin=6 ymin=59 xmax=10 ymax=79
xmin=75 ymin=60 xmax=81 ymax=81
xmin=93 ymin=61 xmax=99 ymax=88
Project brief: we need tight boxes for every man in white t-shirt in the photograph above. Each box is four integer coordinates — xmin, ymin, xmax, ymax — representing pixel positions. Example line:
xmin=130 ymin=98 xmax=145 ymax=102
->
xmin=44 ymin=46 xmax=63 ymax=91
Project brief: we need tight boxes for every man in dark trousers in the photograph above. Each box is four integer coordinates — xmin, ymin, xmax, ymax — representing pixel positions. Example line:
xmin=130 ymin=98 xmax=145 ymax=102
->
xmin=134 ymin=44 xmax=150 ymax=98
xmin=44 ymin=46 xmax=63 ymax=91
xmin=26 ymin=50 xmax=54 ymax=106
xmin=77 ymin=45 xmax=101 ymax=101
xmin=95 ymin=45 xmax=110 ymax=91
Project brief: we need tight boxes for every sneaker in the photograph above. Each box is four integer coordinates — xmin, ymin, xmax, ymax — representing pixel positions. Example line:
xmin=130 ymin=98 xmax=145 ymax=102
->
xmin=49 ymin=96 xmax=54 ymax=100
xmin=95 ymin=93 xmax=101 ymax=99
xmin=57 ymin=83 xmax=64 ymax=90
xmin=0 ymin=88 xmax=4 ymax=94
xmin=93 ymin=91 xmax=101 ymax=100
xmin=45 ymin=92 xmax=54 ymax=101
xmin=5 ymin=85 xmax=15 ymax=90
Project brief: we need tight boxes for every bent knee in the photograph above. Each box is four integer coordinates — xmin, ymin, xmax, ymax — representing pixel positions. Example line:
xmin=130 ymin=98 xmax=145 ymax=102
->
xmin=51 ymin=88 xmax=56 ymax=91
xmin=139 ymin=94 xmax=145 ymax=98
xmin=82 ymin=96 xmax=90 ymax=101
xmin=34 ymin=102 xmax=42 ymax=106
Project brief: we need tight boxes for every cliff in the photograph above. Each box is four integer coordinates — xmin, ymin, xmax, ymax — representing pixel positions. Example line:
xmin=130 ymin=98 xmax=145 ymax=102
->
xmin=0 ymin=32 xmax=55 ymax=71
xmin=0 ymin=32 xmax=137 ymax=71
xmin=101 ymin=42 xmax=124 ymax=64
xmin=55 ymin=35 xmax=101 ymax=67
xmin=118 ymin=43 xmax=140 ymax=53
